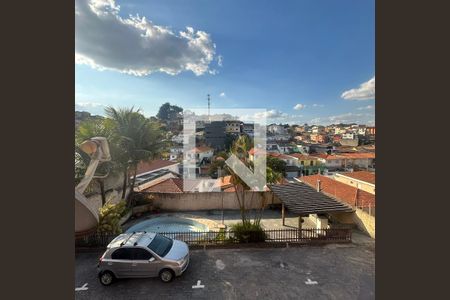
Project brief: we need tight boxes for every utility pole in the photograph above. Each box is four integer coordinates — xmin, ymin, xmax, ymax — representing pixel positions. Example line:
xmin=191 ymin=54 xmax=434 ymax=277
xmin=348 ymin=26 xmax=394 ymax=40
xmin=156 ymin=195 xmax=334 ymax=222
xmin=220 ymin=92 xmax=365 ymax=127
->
xmin=207 ymin=94 xmax=211 ymax=122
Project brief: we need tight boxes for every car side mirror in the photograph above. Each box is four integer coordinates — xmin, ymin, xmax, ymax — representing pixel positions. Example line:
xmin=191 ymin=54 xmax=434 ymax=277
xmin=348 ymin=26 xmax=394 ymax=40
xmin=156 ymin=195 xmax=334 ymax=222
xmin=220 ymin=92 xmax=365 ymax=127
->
xmin=149 ymin=257 xmax=155 ymax=262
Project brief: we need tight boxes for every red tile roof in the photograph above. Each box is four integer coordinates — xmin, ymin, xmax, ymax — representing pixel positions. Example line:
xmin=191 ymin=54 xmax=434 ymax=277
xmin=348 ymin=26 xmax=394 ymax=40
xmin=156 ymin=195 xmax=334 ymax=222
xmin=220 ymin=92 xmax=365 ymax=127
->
xmin=288 ymin=153 xmax=319 ymax=160
xmin=135 ymin=160 xmax=179 ymax=176
xmin=141 ymin=178 xmax=184 ymax=193
xmin=339 ymin=171 xmax=375 ymax=184
xmin=298 ymin=174 xmax=375 ymax=208
xmin=340 ymin=152 xmax=375 ymax=159
xmin=248 ymin=148 xmax=266 ymax=155
xmin=191 ymin=146 xmax=213 ymax=153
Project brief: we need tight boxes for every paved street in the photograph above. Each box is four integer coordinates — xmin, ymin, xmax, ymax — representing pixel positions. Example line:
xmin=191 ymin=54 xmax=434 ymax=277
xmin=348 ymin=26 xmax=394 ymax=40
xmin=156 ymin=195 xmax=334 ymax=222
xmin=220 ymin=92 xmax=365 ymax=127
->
xmin=75 ymin=240 xmax=374 ymax=300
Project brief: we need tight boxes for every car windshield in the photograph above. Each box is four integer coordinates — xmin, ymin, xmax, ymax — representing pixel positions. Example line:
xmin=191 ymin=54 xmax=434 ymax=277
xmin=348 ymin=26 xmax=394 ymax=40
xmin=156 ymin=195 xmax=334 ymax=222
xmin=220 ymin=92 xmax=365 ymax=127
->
xmin=148 ymin=234 xmax=173 ymax=257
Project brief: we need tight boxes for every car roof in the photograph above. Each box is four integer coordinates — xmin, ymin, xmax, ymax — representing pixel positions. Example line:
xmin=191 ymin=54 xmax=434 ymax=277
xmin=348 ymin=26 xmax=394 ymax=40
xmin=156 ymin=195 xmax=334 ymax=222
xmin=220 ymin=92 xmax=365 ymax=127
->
xmin=107 ymin=232 xmax=157 ymax=249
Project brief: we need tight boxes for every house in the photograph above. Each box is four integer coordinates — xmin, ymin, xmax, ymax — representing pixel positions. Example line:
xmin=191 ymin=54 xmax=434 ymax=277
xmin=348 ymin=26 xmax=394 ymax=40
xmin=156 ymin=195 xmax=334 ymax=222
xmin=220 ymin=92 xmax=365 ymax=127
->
xmin=339 ymin=137 xmax=359 ymax=147
xmin=225 ymin=120 xmax=242 ymax=134
xmin=311 ymin=152 xmax=375 ymax=171
xmin=289 ymin=153 xmax=324 ymax=176
xmin=311 ymin=125 xmax=325 ymax=134
xmin=267 ymin=124 xmax=287 ymax=134
xmin=248 ymin=147 xmax=266 ymax=161
xmin=366 ymin=126 xmax=376 ymax=136
xmin=186 ymin=146 xmax=214 ymax=164
xmin=135 ymin=159 xmax=180 ymax=177
xmin=267 ymin=133 xmax=291 ymax=142
xmin=169 ymin=146 xmax=183 ymax=161
xmin=296 ymin=174 xmax=375 ymax=208
xmin=342 ymin=133 xmax=355 ymax=140
xmin=242 ymin=123 xmax=254 ymax=136
xmin=310 ymin=133 xmax=328 ymax=143
xmin=334 ymin=171 xmax=375 ymax=194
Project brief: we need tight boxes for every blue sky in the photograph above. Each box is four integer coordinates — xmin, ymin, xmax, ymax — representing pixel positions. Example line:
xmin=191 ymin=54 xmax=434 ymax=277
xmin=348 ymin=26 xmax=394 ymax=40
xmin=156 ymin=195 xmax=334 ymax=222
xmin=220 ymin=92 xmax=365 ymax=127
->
xmin=75 ymin=0 xmax=375 ymax=125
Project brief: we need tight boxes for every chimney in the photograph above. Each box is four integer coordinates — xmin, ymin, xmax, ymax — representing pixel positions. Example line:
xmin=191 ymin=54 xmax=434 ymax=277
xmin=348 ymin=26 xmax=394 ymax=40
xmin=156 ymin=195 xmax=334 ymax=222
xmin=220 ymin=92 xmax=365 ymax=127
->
xmin=317 ymin=179 xmax=321 ymax=192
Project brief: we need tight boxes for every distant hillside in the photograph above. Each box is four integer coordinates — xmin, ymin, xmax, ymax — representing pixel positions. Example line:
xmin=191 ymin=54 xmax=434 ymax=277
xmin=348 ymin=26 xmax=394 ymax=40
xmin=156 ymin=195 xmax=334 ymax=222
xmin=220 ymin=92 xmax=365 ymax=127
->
xmin=75 ymin=111 xmax=103 ymax=128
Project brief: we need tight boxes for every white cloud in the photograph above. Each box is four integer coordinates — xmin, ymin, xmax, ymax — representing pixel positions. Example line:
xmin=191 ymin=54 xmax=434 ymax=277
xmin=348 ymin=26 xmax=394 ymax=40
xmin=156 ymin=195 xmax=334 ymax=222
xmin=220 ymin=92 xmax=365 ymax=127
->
xmin=293 ymin=104 xmax=305 ymax=110
xmin=75 ymin=0 xmax=218 ymax=76
xmin=75 ymin=101 xmax=107 ymax=115
xmin=254 ymin=109 xmax=287 ymax=119
xmin=341 ymin=77 xmax=375 ymax=100
xmin=219 ymin=92 xmax=226 ymax=97
xmin=312 ymin=103 xmax=324 ymax=107
xmin=217 ymin=55 xmax=223 ymax=67
xmin=357 ymin=105 xmax=374 ymax=110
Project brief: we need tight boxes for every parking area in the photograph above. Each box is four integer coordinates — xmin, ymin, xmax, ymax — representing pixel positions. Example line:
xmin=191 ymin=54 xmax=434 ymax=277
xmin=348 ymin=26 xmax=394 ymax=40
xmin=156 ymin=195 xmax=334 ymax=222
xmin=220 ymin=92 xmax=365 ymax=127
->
xmin=75 ymin=239 xmax=374 ymax=299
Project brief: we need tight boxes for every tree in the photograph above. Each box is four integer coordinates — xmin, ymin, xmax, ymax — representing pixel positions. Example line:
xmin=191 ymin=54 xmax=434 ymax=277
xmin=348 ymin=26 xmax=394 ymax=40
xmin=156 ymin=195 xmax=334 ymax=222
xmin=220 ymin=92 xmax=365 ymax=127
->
xmin=224 ymin=135 xmax=282 ymax=226
xmin=266 ymin=156 xmax=287 ymax=177
xmin=105 ymin=106 xmax=167 ymax=205
xmin=156 ymin=102 xmax=183 ymax=123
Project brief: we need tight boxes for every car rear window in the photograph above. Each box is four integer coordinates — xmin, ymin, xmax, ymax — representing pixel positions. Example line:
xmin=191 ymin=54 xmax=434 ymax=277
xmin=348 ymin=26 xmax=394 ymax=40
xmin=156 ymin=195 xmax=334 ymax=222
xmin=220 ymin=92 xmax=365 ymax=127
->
xmin=148 ymin=234 xmax=173 ymax=257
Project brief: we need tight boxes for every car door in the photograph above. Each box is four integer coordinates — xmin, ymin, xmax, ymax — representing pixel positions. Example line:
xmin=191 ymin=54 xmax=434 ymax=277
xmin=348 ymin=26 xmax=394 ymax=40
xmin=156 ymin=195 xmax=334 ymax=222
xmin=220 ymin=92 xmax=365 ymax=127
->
xmin=129 ymin=248 xmax=160 ymax=278
xmin=109 ymin=248 xmax=133 ymax=278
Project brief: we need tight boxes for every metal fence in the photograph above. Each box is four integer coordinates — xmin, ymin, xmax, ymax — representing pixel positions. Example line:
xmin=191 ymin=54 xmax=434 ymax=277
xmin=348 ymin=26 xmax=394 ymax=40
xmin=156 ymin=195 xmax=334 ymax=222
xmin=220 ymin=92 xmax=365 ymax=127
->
xmin=76 ymin=228 xmax=352 ymax=248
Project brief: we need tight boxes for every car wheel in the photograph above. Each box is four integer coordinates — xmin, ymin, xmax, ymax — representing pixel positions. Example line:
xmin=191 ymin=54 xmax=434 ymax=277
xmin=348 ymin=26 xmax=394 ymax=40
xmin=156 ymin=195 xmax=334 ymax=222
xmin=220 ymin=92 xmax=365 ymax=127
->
xmin=99 ymin=271 xmax=115 ymax=286
xmin=159 ymin=269 xmax=174 ymax=283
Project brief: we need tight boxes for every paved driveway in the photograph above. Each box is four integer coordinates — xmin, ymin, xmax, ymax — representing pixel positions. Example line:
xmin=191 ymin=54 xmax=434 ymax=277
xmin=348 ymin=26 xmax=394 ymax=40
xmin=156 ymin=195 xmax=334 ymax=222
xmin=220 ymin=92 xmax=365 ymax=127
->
xmin=75 ymin=241 xmax=374 ymax=300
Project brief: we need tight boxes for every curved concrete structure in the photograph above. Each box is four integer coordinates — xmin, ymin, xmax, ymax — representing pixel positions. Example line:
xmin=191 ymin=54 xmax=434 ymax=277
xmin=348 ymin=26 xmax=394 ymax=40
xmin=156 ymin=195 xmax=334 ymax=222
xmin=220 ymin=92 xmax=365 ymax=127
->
xmin=75 ymin=137 xmax=111 ymax=236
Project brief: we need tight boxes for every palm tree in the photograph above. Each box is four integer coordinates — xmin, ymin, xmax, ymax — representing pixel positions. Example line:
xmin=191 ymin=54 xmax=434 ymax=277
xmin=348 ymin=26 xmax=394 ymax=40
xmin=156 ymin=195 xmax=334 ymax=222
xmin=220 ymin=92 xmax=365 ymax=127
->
xmin=105 ymin=106 xmax=166 ymax=204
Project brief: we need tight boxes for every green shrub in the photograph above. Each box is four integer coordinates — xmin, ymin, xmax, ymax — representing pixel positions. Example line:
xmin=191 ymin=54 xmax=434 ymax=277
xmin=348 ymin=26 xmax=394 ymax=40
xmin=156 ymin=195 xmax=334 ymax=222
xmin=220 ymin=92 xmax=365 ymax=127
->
xmin=230 ymin=221 xmax=267 ymax=243
xmin=97 ymin=200 xmax=127 ymax=234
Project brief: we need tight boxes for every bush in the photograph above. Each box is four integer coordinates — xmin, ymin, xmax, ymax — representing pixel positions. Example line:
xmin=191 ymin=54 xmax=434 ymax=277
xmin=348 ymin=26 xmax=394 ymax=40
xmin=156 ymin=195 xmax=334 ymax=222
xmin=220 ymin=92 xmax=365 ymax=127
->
xmin=230 ymin=221 xmax=267 ymax=243
xmin=97 ymin=200 xmax=127 ymax=234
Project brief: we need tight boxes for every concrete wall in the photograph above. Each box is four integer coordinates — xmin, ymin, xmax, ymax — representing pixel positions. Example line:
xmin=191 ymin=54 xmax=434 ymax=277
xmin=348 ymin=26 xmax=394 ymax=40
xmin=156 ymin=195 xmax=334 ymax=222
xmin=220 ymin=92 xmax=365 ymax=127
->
xmin=330 ymin=209 xmax=375 ymax=238
xmin=353 ymin=208 xmax=375 ymax=238
xmin=334 ymin=175 xmax=375 ymax=194
xmin=149 ymin=191 xmax=278 ymax=211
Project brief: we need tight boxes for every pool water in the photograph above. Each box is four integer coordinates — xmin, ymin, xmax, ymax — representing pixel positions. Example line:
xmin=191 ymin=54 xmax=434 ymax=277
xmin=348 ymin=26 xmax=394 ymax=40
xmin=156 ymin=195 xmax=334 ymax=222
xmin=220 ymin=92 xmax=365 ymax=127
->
xmin=126 ymin=216 xmax=209 ymax=233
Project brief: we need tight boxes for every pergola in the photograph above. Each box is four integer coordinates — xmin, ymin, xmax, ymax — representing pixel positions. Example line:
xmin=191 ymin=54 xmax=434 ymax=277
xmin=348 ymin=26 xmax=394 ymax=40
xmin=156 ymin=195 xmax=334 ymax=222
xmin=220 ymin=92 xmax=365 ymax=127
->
xmin=268 ymin=182 xmax=353 ymax=229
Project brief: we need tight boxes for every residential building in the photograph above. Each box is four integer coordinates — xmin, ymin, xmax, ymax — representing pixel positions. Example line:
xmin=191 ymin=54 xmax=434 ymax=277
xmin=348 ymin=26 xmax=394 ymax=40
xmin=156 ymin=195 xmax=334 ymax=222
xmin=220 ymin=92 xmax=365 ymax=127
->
xmin=169 ymin=146 xmax=183 ymax=161
xmin=366 ymin=126 xmax=376 ymax=136
xmin=135 ymin=159 xmax=180 ymax=177
xmin=310 ymin=133 xmax=328 ymax=143
xmin=311 ymin=125 xmax=325 ymax=134
xmin=186 ymin=146 xmax=214 ymax=164
xmin=342 ymin=133 xmax=355 ymax=140
xmin=339 ymin=138 xmax=359 ymax=147
xmin=312 ymin=152 xmax=375 ymax=171
xmin=334 ymin=171 xmax=375 ymax=195
xmin=204 ymin=121 xmax=227 ymax=150
xmin=242 ymin=123 xmax=254 ymax=136
xmin=289 ymin=153 xmax=324 ymax=176
xmin=225 ymin=120 xmax=242 ymax=134
xmin=267 ymin=124 xmax=287 ymax=134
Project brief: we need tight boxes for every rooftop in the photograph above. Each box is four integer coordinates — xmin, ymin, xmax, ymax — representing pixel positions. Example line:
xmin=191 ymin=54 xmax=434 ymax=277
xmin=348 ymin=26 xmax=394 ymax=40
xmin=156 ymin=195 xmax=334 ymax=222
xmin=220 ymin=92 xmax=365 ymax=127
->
xmin=297 ymin=174 xmax=375 ymax=208
xmin=338 ymin=171 xmax=375 ymax=185
xmin=269 ymin=182 xmax=353 ymax=215
xmin=141 ymin=178 xmax=184 ymax=193
xmin=135 ymin=159 xmax=179 ymax=176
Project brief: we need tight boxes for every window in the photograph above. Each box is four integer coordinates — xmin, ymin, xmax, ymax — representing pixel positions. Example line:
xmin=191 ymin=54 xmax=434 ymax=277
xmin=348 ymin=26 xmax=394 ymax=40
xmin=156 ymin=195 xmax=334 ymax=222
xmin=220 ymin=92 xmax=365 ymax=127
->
xmin=310 ymin=161 xmax=313 ymax=166
xmin=148 ymin=234 xmax=173 ymax=257
xmin=301 ymin=161 xmax=304 ymax=165
xmin=111 ymin=248 xmax=132 ymax=260
xmin=130 ymin=248 xmax=153 ymax=260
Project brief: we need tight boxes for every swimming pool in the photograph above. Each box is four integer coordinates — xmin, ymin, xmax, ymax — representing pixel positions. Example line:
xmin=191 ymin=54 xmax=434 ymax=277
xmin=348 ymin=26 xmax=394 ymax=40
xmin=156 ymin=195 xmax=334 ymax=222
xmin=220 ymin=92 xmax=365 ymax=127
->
xmin=125 ymin=216 xmax=209 ymax=233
